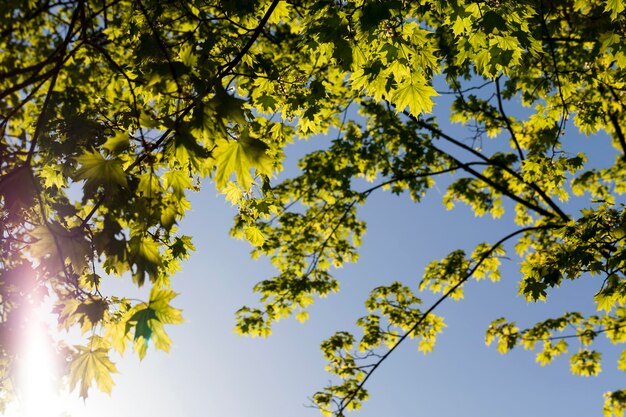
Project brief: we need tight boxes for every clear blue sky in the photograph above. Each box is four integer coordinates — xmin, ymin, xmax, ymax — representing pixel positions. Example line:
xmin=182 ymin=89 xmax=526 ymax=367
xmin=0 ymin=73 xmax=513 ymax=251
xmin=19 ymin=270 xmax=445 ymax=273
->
xmin=19 ymin=91 xmax=626 ymax=417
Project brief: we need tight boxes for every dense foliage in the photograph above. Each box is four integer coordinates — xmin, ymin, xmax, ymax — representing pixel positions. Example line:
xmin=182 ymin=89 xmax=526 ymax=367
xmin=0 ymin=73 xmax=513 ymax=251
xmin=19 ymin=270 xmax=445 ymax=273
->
xmin=2 ymin=0 xmax=626 ymax=415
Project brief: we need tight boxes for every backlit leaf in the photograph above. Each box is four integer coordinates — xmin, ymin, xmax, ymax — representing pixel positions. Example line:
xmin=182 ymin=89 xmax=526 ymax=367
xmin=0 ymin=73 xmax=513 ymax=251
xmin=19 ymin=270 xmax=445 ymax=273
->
xmin=391 ymin=75 xmax=438 ymax=116
xmin=75 ymin=151 xmax=128 ymax=189
xmin=213 ymin=132 xmax=272 ymax=190
xmin=68 ymin=347 xmax=118 ymax=399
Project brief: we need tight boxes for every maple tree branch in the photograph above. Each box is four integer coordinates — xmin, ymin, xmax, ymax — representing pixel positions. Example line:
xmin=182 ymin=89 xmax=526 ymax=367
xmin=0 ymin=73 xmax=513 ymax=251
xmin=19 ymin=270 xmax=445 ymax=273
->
xmin=303 ymin=162 xmax=492 ymax=278
xmin=136 ymin=0 xmax=183 ymax=97
xmin=436 ymin=80 xmax=492 ymax=95
xmin=410 ymin=114 xmax=570 ymax=222
xmin=517 ymin=323 xmax=626 ymax=343
xmin=77 ymin=0 xmax=281 ymax=230
xmin=26 ymin=7 xmax=82 ymax=165
xmin=604 ymin=84 xmax=626 ymax=160
xmin=304 ymin=200 xmax=358 ymax=277
xmin=216 ymin=0 xmax=281 ymax=80
xmin=25 ymin=68 xmax=62 ymax=165
xmin=495 ymin=76 xmax=524 ymax=161
xmin=0 ymin=40 xmax=68 ymax=79
xmin=538 ymin=2 xmax=569 ymax=140
xmin=429 ymin=143 xmax=557 ymax=218
xmin=607 ymin=112 xmax=626 ymax=161
xmin=336 ymin=223 xmax=564 ymax=415
xmin=0 ymin=66 xmax=58 ymax=102
xmin=0 ymin=77 xmax=48 ymax=135
xmin=87 ymin=40 xmax=145 ymax=144
xmin=359 ymin=162 xmax=490 ymax=196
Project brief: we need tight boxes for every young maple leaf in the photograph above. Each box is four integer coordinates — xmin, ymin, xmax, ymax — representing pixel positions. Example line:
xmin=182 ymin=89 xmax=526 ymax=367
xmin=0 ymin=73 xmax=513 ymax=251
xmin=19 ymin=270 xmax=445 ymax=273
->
xmin=69 ymin=347 xmax=118 ymax=399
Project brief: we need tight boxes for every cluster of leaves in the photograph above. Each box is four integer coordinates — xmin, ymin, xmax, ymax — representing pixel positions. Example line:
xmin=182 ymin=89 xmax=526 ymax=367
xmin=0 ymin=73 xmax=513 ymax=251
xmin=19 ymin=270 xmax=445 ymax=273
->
xmin=3 ymin=0 xmax=626 ymax=416
xmin=312 ymin=282 xmax=446 ymax=416
xmin=0 ymin=0 xmax=302 ymax=405
xmin=229 ymin=0 xmax=626 ymax=415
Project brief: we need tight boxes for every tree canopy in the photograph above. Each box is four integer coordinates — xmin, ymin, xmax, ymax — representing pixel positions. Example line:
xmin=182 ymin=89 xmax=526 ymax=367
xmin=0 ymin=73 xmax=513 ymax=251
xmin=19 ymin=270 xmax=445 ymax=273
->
xmin=1 ymin=0 xmax=626 ymax=415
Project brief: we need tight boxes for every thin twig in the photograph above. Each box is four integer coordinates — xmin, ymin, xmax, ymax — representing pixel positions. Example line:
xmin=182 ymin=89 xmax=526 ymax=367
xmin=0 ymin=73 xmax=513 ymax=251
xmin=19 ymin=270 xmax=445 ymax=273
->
xmin=408 ymin=113 xmax=569 ymax=221
xmin=336 ymin=223 xmax=564 ymax=415
xmin=495 ymin=76 xmax=524 ymax=161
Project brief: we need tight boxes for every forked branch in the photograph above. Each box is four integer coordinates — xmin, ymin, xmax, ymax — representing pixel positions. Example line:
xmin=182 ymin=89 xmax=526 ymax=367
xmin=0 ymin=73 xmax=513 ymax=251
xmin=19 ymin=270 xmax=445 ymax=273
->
xmin=335 ymin=223 xmax=564 ymax=416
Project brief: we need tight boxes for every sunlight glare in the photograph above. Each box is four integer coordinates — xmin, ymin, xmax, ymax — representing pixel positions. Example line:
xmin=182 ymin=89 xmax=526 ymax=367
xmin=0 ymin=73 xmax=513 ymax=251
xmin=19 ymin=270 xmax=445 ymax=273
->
xmin=11 ymin=306 xmax=66 ymax=417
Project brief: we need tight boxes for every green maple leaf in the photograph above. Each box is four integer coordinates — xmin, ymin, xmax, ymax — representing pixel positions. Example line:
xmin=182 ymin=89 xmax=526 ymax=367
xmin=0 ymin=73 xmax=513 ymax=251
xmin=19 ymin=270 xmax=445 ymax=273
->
xmin=244 ymin=225 xmax=266 ymax=247
xmin=74 ymin=298 xmax=109 ymax=330
xmin=605 ymin=0 xmax=625 ymax=20
xmin=211 ymin=85 xmax=247 ymax=125
xmin=452 ymin=16 xmax=471 ymax=37
xmin=162 ymin=169 xmax=192 ymax=199
xmin=128 ymin=306 xmax=157 ymax=359
xmin=222 ymin=181 xmax=243 ymax=204
xmin=256 ymin=94 xmax=278 ymax=112
xmin=75 ymin=150 xmax=128 ymax=189
xmin=127 ymin=288 xmax=181 ymax=359
xmin=69 ymin=347 xmax=118 ymax=399
xmin=160 ymin=205 xmax=178 ymax=230
xmin=102 ymin=132 xmax=130 ymax=154
xmin=39 ymin=165 xmax=65 ymax=188
xmin=392 ymin=74 xmax=437 ymax=116
xmin=149 ymin=287 xmax=184 ymax=324
xmin=29 ymin=224 xmax=91 ymax=274
xmin=570 ymin=350 xmax=602 ymax=376
xmin=618 ymin=350 xmax=626 ymax=371
xmin=106 ymin=318 xmax=131 ymax=355
xmin=213 ymin=131 xmax=272 ymax=190
xmin=519 ymin=278 xmax=548 ymax=301
xmin=170 ymin=235 xmax=195 ymax=259
xmin=129 ymin=236 xmax=163 ymax=286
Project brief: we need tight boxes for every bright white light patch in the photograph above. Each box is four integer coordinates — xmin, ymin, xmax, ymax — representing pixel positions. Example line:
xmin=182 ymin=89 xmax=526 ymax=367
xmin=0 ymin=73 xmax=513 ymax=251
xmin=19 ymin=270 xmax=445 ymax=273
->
xmin=7 ymin=309 xmax=66 ymax=417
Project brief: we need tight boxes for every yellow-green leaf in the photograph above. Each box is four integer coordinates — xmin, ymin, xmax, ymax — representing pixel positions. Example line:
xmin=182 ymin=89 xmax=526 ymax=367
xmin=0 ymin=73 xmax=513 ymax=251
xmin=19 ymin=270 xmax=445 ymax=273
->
xmin=150 ymin=287 xmax=184 ymax=325
xmin=213 ymin=132 xmax=272 ymax=190
xmin=391 ymin=74 xmax=438 ymax=116
xmin=162 ymin=169 xmax=192 ymax=199
xmin=102 ymin=132 xmax=130 ymax=154
xmin=244 ymin=225 xmax=265 ymax=247
xmin=69 ymin=347 xmax=118 ymax=399
xmin=75 ymin=151 xmax=128 ymax=188
xmin=605 ymin=0 xmax=625 ymax=20
xmin=222 ymin=181 xmax=243 ymax=205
